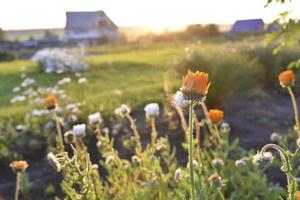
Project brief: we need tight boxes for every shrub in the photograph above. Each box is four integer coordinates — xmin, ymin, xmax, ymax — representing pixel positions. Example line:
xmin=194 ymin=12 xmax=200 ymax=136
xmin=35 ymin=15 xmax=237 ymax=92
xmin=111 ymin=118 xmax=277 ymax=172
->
xmin=0 ymin=50 xmax=17 ymax=62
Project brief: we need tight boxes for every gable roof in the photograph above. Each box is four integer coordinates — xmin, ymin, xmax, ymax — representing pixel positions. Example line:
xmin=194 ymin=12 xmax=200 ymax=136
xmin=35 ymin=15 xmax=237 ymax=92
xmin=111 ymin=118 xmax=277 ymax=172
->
xmin=231 ymin=19 xmax=264 ymax=33
xmin=66 ymin=10 xmax=117 ymax=30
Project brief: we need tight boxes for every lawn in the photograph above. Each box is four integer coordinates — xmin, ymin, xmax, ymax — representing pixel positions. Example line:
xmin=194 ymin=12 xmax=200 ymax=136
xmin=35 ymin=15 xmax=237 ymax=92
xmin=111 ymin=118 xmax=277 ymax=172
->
xmin=0 ymin=42 xmax=188 ymax=120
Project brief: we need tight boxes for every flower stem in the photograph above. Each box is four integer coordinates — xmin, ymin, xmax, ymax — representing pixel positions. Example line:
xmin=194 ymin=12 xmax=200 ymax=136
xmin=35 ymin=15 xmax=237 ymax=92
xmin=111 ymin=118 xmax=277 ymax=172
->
xmin=14 ymin=172 xmax=21 ymax=200
xmin=188 ymin=102 xmax=196 ymax=200
xmin=218 ymin=188 xmax=225 ymax=200
xmin=288 ymin=87 xmax=300 ymax=137
xmin=126 ymin=114 xmax=142 ymax=156
xmin=53 ymin=111 xmax=65 ymax=152
xmin=150 ymin=118 xmax=157 ymax=145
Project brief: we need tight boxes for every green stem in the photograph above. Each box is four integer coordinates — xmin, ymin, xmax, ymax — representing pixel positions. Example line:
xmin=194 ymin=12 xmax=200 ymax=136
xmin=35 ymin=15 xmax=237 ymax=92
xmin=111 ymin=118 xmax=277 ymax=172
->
xmin=188 ymin=102 xmax=196 ymax=200
xmin=288 ymin=87 xmax=300 ymax=138
xmin=218 ymin=188 xmax=225 ymax=200
xmin=14 ymin=172 xmax=21 ymax=200
xmin=150 ymin=118 xmax=157 ymax=145
xmin=126 ymin=114 xmax=142 ymax=156
xmin=53 ymin=111 xmax=65 ymax=152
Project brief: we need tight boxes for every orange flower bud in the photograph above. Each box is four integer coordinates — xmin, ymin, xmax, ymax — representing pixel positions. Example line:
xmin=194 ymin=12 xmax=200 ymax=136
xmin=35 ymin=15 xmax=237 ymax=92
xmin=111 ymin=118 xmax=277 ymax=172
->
xmin=278 ymin=70 xmax=296 ymax=88
xmin=208 ymin=109 xmax=224 ymax=124
xmin=181 ymin=70 xmax=209 ymax=96
xmin=45 ymin=96 xmax=57 ymax=110
xmin=9 ymin=160 xmax=29 ymax=172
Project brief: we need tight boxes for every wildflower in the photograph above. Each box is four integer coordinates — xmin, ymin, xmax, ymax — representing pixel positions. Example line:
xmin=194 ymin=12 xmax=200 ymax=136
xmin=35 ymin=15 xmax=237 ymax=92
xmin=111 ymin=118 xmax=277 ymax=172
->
xmin=235 ymin=160 xmax=246 ymax=168
xmin=173 ymin=91 xmax=190 ymax=109
xmin=208 ymin=109 xmax=224 ymax=124
xmin=131 ymin=155 xmax=141 ymax=167
xmin=220 ymin=122 xmax=231 ymax=134
xmin=66 ymin=103 xmax=80 ymax=114
xmin=72 ymin=124 xmax=86 ymax=138
xmin=144 ymin=103 xmax=160 ymax=118
xmin=10 ymin=95 xmax=26 ymax=104
xmin=278 ymin=70 xmax=296 ymax=88
xmin=212 ymin=158 xmax=224 ymax=169
xmin=186 ymin=160 xmax=199 ymax=169
xmin=252 ymin=151 xmax=273 ymax=167
xmin=45 ymin=96 xmax=57 ymax=110
xmin=64 ymin=131 xmax=75 ymax=144
xmin=15 ymin=125 xmax=28 ymax=132
xmin=297 ymin=191 xmax=300 ymax=200
xmin=208 ymin=172 xmax=222 ymax=188
xmin=78 ymin=77 xmax=87 ymax=84
xmin=270 ymin=132 xmax=282 ymax=142
xmin=88 ymin=112 xmax=102 ymax=125
xmin=47 ymin=152 xmax=61 ymax=172
xmin=9 ymin=161 xmax=29 ymax=173
xmin=57 ymin=77 xmax=71 ymax=85
xmin=12 ymin=86 xmax=21 ymax=93
xmin=174 ymin=168 xmax=184 ymax=181
xmin=180 ymin=70 xmax=209 ymax=102
xmin=114 ymin=104 xmax=131 ymax=118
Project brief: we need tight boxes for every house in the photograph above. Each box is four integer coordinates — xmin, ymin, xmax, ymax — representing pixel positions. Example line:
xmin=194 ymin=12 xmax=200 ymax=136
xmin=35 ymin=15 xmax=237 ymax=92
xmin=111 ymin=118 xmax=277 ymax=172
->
xmin=230 ymin=19 xmax=264 ymax=33
xmin=65 ymin=11 xmax=118 ymax=45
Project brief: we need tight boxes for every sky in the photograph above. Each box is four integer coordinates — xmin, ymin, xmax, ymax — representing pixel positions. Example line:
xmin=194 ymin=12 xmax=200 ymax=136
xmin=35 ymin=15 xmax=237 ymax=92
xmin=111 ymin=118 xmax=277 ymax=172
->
xmin=0 ymin=0 xmax=299 ymax=30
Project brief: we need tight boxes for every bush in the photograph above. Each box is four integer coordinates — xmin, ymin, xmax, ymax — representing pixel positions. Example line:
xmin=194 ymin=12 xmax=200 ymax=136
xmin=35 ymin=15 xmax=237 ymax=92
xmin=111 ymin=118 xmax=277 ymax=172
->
xmin=174 ymin=45 xmax=261 ymax=107
xmin=0 ymin=50 xmax=17 ymax=62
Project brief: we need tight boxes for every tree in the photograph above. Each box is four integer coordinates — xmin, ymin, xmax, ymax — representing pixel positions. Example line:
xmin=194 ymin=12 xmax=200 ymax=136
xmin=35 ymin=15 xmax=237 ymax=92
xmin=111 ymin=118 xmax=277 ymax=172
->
xmin=44 ymin=29 xmax=52 ymax=38
xmin=185 ymin=24 xmax=204 ymax=37
xmin=205 ymin=24 xmax=220 ymax=37
xmin=0 ymin=27 xmax=5 ymax=41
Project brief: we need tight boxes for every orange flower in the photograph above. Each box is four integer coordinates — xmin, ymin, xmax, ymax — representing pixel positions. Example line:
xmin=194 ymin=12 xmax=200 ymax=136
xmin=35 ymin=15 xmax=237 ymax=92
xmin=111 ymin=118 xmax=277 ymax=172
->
xmin=208 ymin=172 xmax=220 ymax=182
xmin=181 ymin=70 xmax=209 ymax=96
xmin=297 ymin=191 xmax=300 ymax=200
xmin=9 ymin=160 xmax=29 ymax=172
xmin=208 ymin=109 xmax=224 ymax=124
xmin=278 ymin=70 xmax=296 ymax=88
xmin=45 ymin=96 xmax=57 ymax=110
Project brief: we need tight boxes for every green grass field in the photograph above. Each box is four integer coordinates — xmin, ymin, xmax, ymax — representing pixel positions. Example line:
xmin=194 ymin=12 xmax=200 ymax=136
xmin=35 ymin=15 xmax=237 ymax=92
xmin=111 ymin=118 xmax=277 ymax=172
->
xmin=0 ymin=42 xmax=188 ymax=120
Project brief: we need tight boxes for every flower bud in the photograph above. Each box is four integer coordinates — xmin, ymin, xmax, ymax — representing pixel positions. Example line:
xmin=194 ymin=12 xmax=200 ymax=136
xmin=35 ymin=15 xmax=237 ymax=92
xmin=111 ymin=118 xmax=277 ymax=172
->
xmin=64 ymin=130 xmax=75 ymax=144
xmin=208 ymin=172 xmax=222 ymax=188
xmin=278 ymin=70 xmax=295 ymax=88
xmin=131 ymin=155 xmax=141 ymax=167
xmin=186 ymin=160 xmax=199 ymax=169
xmin=174 ymin=168 xmax=184 ymax=182
xmin=212 ymin=158 xmax=224 ymax=169
xmin=235 ymin=160 xmax=246 ymax=168
xmin=220 ymin=122 xmax=231 ymax=134
xmin=252 ymin=151 xmax=273 ymax=167
xmin=105 ymin=155 xmax=115 ymax=165
xmin=270 ymin=132 xmax=282 ymax=142
xmin=47 ymin=152 xmax=61 ymax=172
xmin=114 ymin=104 xmax=131 ymax=118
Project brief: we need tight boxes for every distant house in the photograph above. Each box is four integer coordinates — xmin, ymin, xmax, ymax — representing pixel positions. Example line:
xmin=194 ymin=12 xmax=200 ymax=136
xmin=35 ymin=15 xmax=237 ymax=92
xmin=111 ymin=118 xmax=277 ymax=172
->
xmin=230 ymin=19 xmax=264 ymax=33
xmin=65 ymin=11 xmax=118 ymax=45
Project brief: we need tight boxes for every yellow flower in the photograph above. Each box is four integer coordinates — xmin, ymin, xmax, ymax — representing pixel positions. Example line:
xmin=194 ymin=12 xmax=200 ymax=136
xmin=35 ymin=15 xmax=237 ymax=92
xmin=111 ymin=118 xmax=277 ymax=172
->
xmin=9 ymin=160 xmax=29 ymax=172
xmin=278 ymin=70 xmax=296 ymax=88
xmin=181 ymin=70 xmax=209 ymax=96
xmin=208 ymin=109 xmax=224 ymax=124
xmin=45 ymin=96 xmax=57 ymax=110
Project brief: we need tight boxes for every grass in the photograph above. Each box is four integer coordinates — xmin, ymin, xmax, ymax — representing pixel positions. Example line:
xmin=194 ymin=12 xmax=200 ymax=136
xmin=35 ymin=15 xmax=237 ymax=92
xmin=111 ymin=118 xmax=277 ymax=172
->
xmin=0 ymin=42 xmax=187 ymax=120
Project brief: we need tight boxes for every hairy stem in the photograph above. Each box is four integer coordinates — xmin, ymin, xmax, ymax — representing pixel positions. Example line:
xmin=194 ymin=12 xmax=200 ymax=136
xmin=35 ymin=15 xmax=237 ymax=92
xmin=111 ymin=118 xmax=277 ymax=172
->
xmin=53 ymin=111 xmax=65 ymax=152
xmin=125 ymin=114 xmax=142 ymax=156
xmin=288 ymin=87 xmax=300 ymax=138
xmin=14 ymin=172 xmax=21 ymax=200
xmin=150 ymin=118 xmax=157 ymax=145
xmin=188 ymin=102 xmax=196 ymax=200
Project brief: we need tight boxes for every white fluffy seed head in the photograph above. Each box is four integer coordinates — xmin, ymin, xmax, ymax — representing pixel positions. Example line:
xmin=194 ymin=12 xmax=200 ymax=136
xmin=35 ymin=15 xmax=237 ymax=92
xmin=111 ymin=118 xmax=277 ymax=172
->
xmin=88 ymin=112 xmax=102 ymax=125
xmin=72 ymin=124 xmax=86 ymax=138
xmin=173 ymin=91 xmax=190 ymax=109
xmin=144 ymin=103 xmax=159 ymax=118
xmin=115 ymin=104 xmax=131 ymax=117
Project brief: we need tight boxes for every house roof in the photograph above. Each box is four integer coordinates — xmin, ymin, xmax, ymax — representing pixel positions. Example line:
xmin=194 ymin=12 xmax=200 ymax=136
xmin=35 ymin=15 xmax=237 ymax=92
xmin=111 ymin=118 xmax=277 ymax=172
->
xmin=231 ymin=19 xmax=264 ymax=33
xmin=66 ymin=10 xmax=117 ymax=29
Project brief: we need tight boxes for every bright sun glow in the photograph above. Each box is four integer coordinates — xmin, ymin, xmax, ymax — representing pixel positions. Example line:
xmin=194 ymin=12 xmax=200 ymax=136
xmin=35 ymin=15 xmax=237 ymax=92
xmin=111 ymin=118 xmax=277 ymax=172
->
xmin=0 ymin=0 xmax=299 ymax=30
